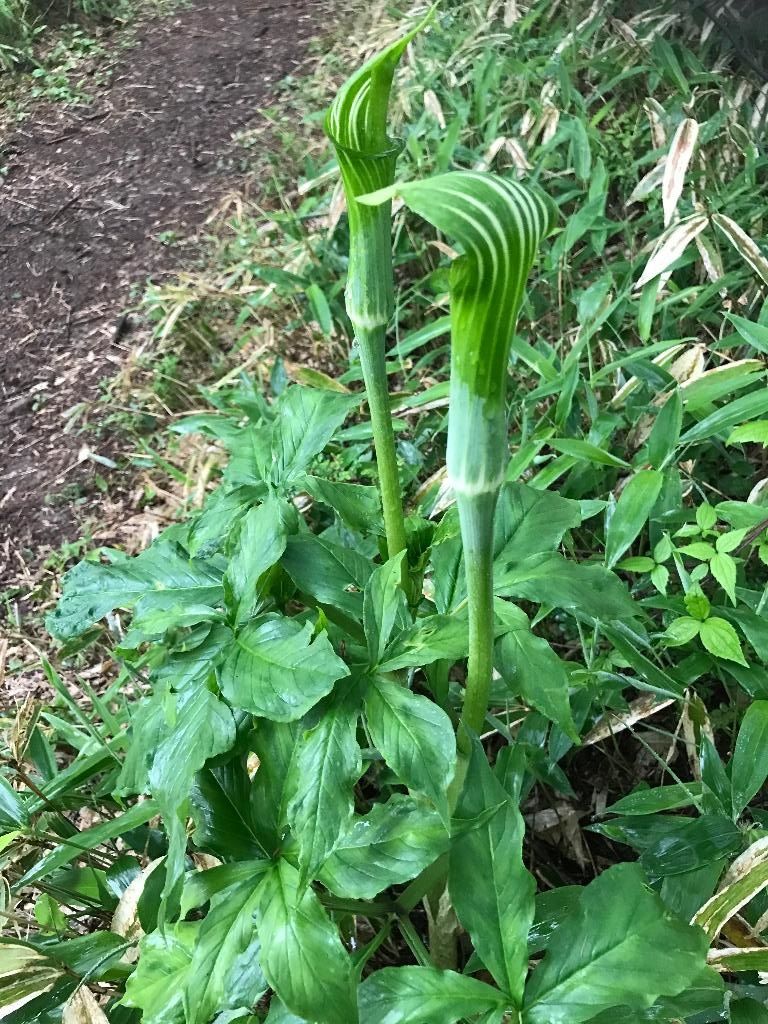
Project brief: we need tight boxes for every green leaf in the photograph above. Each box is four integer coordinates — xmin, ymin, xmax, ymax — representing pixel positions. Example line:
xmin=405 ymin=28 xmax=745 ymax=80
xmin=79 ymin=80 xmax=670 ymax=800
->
xmin=685 ymin=589 xmax=711 ymax=620
xmin=250 ymin=720 xmax=301 ymax=852
xmin=149 ymin=687 xmax=236 ymax=818
xmin=188 ymin=485 xmax=257 ymax=558
xmin=225 ymin=496 xmax=294 ymax=624
xmin=494 ymin=602 xmax=577 ymax=741
xmin=617 ymin=557 xmax=656 ymax=572
xmin=728 ymin=420 xmax=768 ymax=446
xmin=152 ymin=623 xmax=231 ymax=693
xmin=731 ymin=700 xmax=768 ymax=815
xmin=364 ymin=553 xmax=407 ymax=666
xmin=726 ymin=606 xmax=768 ymax=662
xmin=494 ymin=552 xmax=638 ymax=624
xmin=319 ymin=795 xmax=448 ymax=900
xmin=709 ymin=947 xmax=768 ymax=972
xmin=282 ymin=534 xmax=372 ymax=621
xmin=122 ymin=922 xmax=198 ymax=1024
xmin=605 ymin=471 xmax=664 ymax=569
xmin=710 ymin=552 xmax=737 ymax=604
xmin=450 ymin=740 xmax=534 ymax=1003
xmin=358 ymin=967 xmax=505 ymax=1024
xmin=0 ymin=980 xmax=78 ymax=1024
xmin=430 ymin=528 xmax=464 ymax=614
xmin=647 ymin=390 xmax=683 ymax=469
xmin=190 ymin=761 xmax=267 ymax=861
xmin=527 ymin=887 xmax=584 ymax=955
xmin=286 ymin=678 xmax=363 ymax=888
xmin=184 ymin=876 xmax=270 ymax=1024
xmin=302 ymin=475 xmax=383 ymax=535
xmin=677 ymin=541 xmax=716 ymax=560
xmin=587 ymin=967 xmax=724 ymax=1024
xmin=604 ymin=782 xmax=704 ymax=815
xmin=0 ymin=776 xmax=28 ymax=829
xmin=731 ymin=999 xmax=768 ymax=1023
xmin=693 ymin=840 xmax=768 ymax=941
xmin=571 ymin=116 xmax=592 ymax=182
xmin=680 ymin=389 xmax=768 ymax=445
xmin=378 ymin=615 xmax=469 ymax=673
xmin=663 ymin=616 xmax=701 ymax=645
xmin=180 ymin=862 xmax=263 ymax=916
xmin=269 ymin=386 xmax=357 ymax=487
xmin=494 ymin=483 xmax=583 ymax=561
xmin=650 ymin=564 xmax=669 ymax=594
xmin=641 ymin=814 xmax=741 ymax=876
xmin=549 ymin=438 xmax=630 ymax=469
xmin=306 ymin=283 xmax=333 ymax=335
xmin=716 ymin=528 xmax=747 ymax=553
xmin=699 ymin=616 xmax=748 ymax=666
xmin=17 ymin=799 xmax=159 ymax=889
xmin=220 ymin=616 xmax=349 ymax=721
xmin=522 ymin=863 xmax=709 ymax=1024
xmin=256 ymin=860 xmax=356 ymax=1024
xmin=364 ymin=677 xmax=456 ymax=818
xmin=697 ymin=504 xmax=718 ymax=530
xmin=47 ymin=542 xmax=223 ymax=640
xmin=726 ymin=313 xmax=768 ymax=354
xmin=14 ymin=931 xmax=127 ymax=979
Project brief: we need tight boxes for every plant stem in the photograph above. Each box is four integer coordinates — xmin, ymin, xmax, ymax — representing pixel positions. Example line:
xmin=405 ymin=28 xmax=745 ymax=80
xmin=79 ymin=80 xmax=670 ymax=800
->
xmin=448 ymin=489 xmax=498 ymax=809
xmin=427 ymin=490 xmax=497 ymax=970
xmin=356 ymin=324 xmax=408 ymax=562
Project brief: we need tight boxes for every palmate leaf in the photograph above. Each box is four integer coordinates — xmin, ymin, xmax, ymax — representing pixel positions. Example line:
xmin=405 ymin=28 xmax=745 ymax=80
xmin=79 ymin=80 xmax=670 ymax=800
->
xmin=360 ymin=172 xmax=555 ymax=494
xmin=522 ymin=863 xmax=709 ymax=1024
xmin=256 ymin=860 xmax=357 ymax=1024
xmin=319 ymin=794 xmax=448 ymax=900
xmin=364 ymin=677 xmax=456 ymax=820
xmin=450 ymin=740 xmax=535 ymax=1005
xmin=285 ymin=677 xmax=363 ymax=889
xmin=219 ymin=616 xmax=349 ymax=721
xmin=183 ymin=875 xmax=270 ymax=1024
xmin=358 ymin=967 xmax=505 ymax=1024
xmin=121 ymin=923 xmax=198 ymax=1024
xmin=47 ymin=541 xmax=223 ymax=640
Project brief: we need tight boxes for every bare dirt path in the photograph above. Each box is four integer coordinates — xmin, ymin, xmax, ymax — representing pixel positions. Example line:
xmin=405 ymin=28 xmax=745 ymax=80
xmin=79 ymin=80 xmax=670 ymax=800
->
xmin=0 ymin=0 xmax=325 ymax=585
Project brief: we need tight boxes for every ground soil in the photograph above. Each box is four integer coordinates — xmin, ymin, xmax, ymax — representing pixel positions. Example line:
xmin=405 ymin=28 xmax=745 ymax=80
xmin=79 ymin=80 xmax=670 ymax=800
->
xmin=0 ymin=0 xmax=325 ymax=588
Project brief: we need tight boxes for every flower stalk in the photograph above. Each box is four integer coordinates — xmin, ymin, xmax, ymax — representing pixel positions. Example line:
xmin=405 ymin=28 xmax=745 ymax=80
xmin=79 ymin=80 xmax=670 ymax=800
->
xmin=359 ymin=171 xmax=555 ymax=800
xmin=325 ymin=15 xmax=432 ymax=566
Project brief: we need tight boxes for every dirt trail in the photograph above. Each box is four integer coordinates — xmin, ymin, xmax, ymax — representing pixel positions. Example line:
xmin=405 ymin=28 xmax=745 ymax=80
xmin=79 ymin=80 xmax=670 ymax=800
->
xmin=0 ymin=0 xmax=323 ymax=585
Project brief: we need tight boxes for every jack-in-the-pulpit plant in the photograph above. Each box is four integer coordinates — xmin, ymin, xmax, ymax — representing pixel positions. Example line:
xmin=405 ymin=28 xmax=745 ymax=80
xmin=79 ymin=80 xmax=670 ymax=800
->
xmin=325 ymin=12 xmax=431 ymax=568
xmin=360 ymin=172 xmax=555 ymax=793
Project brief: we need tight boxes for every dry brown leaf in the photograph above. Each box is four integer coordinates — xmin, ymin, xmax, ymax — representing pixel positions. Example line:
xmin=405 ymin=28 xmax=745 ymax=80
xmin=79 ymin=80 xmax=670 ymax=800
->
xmin=694 ymin=230 xmax=725 ymax=285
xmin=111 ymin=858 xmax=163 ymax=944
xmin=504 ymin=0 xmax=520 ymax=26
xmin=662 ymin=118 xmax=699 ymax=226
xmin=423 ymin=88 xmax=446 ymax=129
xmin=628 ymin=162 xmax=665 ymax=204
xmin=712 ymin=213 xmax=768 ymax=286
xmin=748 ymin=478 xmax=768 ymax=505
xmin=62 ymin=987 xmax=109 ymax=1024
xmin=582 ymin=695 xmax=674 ymax=746
xmin=644 ymin=98 xmax=667 ymax=150
xmin=668 ymin=343 xmax=707 ymax=387
xmin=637 ymin=214 xmax=709 ymax=288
